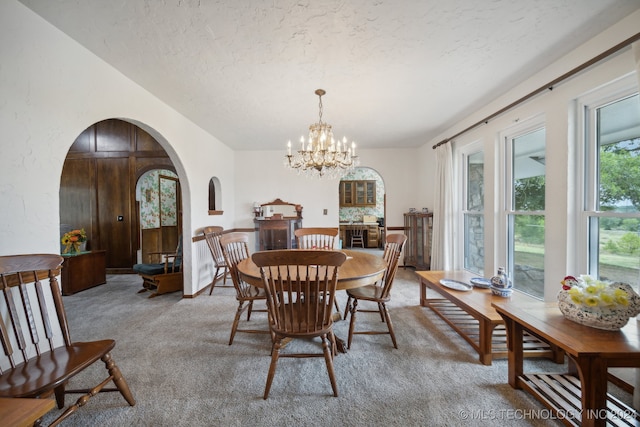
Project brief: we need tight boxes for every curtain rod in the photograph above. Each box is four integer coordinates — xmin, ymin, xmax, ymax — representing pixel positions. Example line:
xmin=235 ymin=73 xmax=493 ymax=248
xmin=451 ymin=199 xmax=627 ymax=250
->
xmin=432 ymin=31 xmax=640 ymax=150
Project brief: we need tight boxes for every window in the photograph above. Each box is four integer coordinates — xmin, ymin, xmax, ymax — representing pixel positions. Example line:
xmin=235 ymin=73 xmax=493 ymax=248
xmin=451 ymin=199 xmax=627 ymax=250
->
xmin=581 ymin=85 xmax=640 ymax=288
xmin=462 ymin=150 xmax=485 ymax=275
xmin=503 ymin=124 xmax=546 ymax=299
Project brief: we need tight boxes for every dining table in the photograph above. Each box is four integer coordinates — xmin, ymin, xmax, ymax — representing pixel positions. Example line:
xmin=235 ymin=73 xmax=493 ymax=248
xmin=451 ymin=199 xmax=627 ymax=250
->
xmin=236 ymin=249 xmax=387 ymax=352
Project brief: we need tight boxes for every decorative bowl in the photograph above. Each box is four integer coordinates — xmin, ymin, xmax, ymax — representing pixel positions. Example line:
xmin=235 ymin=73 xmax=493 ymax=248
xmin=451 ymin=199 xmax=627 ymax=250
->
xmin=491 ymin=286 xmax=513 ymax=298
xmin=557 ymin=282 xmax=640 ymax=331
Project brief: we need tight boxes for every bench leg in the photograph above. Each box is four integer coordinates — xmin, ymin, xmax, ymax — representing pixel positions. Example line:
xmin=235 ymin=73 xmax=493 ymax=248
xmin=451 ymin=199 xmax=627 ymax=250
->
xmin=479 ymin=320 xmax=498 ymax=365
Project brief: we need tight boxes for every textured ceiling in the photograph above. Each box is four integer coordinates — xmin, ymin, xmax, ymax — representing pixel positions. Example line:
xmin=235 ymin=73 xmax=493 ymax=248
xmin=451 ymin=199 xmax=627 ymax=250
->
xmin=19 ymin=0 xmax=640 ymax=151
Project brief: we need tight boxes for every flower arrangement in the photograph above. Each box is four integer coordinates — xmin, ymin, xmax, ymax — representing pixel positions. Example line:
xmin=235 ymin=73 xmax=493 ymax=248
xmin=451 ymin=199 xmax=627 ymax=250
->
xmin=558 ymin=274 xmax=640 ymax=330
xmin=61 ymin=228 xmax=87 ymax=254
xmin=560 ymin=275 xmax=629 ymax=308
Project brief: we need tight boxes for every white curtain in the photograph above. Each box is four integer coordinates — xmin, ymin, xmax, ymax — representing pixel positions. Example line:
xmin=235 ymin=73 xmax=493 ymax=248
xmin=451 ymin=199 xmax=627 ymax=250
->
xmin=431 ymin=142 xmax=454 ymax=270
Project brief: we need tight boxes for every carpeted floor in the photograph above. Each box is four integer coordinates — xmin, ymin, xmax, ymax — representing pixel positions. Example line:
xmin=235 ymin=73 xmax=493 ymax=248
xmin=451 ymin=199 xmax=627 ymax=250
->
xmin=39 ymin=265 xmax=628 ymax=426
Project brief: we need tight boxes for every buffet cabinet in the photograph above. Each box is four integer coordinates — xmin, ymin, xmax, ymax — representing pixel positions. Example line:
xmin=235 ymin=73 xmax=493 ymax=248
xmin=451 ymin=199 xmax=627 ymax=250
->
xmin=61 ymin=250 xmax=107 ymax=295
xmin=404 ymin=212 xmax=433 ymax=270
xmin=254 ymin=218 xmax=302 ymax=251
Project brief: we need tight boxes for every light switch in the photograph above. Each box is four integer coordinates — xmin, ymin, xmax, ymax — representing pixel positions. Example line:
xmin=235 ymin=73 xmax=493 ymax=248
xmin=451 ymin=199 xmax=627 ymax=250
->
xmin=323 ymin=209 xmax=328 ymax=215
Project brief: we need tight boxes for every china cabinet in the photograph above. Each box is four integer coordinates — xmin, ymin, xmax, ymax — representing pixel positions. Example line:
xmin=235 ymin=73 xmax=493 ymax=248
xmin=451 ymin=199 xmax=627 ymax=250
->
xmin=403 ymin=212 xmax=432 ymax=270
xmin=339 ymin=180 xmax=376 ymax=207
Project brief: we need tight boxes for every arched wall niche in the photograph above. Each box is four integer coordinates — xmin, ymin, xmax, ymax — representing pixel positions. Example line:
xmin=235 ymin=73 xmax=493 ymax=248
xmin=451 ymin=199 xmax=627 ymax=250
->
xmin=208 ymin=176 xmax=223 ymax=215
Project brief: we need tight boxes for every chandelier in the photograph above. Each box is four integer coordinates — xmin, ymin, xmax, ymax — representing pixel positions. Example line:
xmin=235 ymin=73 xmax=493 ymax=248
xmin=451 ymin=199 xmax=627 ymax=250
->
xmin=284 ymin=89 xmax=359 ymax=179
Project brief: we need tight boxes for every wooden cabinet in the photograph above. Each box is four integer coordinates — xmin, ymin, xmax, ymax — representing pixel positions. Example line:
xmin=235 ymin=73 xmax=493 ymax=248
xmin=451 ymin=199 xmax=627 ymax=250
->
xmin=339 ymin=180 xmax=376 ymax=207
xmin=366 ymin=225 xmax=379 ymax=248
xmin=61 ymin=250 xmax=107 ymax=295
xmin=404 ymin=213 xmax=433 ymax=270
xmin=254 ymin=218 xmax=302 ymax=251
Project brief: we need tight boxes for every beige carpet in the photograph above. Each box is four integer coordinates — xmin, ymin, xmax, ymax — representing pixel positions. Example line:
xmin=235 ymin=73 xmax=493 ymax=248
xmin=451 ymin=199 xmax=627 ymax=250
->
xmin=39 ymin=266 xmax=618 ymax=426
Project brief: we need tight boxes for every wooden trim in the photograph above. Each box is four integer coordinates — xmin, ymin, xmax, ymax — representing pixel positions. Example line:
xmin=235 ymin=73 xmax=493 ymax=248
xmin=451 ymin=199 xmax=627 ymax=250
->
xmin=208 ymin=210 xmax=223 ymax=215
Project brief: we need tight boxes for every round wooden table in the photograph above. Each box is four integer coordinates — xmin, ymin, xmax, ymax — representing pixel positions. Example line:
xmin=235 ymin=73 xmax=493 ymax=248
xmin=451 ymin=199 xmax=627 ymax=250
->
xmin=236 ymin=249 xmax=387 ymax=353
xmin=236 ymin=249 xmax=387 ymax=290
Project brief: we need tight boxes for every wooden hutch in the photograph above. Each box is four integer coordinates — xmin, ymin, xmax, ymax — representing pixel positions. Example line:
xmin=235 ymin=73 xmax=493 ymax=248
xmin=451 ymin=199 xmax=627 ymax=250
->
xmin=254 ymin=199 xmax=303 ymax=251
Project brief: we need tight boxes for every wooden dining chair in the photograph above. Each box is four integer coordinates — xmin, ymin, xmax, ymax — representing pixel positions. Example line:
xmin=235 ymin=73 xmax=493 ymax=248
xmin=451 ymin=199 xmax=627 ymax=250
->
xmin=350 ymin=225 xmax=365 ymax=248
xmin=219 ymin=233 xmax=270 ymax=345
xmin=343 ymin=234 xmax=407 ymax=349
xmin=252 ymin=249 xmax=347 ymax=399
xmin=294 ymin=227 xmax=339 ymax=249
xmin=203 ymin=226 xmax=231 ymax=295
xmin=0 ymin=254 xmax=135 ymax=426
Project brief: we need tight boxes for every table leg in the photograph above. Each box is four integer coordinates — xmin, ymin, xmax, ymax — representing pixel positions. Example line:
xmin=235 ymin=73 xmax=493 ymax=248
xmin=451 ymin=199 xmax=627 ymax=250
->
xmin=420 ymin=279 xmax=427 ymax=306
xmin=572 ymin=355 xmax=608 ymax=427
xmin=501 ymin=315 xmax=524 ymax=388
xmin=478 ymin=320 xmax=496 ymax=365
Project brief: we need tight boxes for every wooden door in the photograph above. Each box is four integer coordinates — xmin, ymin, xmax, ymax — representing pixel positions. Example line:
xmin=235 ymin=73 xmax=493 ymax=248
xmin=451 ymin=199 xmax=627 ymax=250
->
xmin=96 ymin=158 xmax=133 ymax=269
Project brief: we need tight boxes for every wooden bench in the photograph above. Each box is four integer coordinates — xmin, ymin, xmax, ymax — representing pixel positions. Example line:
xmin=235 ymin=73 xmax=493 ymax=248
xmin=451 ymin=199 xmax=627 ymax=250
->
xmin=417 ymin=270 xmax=564 ymax=365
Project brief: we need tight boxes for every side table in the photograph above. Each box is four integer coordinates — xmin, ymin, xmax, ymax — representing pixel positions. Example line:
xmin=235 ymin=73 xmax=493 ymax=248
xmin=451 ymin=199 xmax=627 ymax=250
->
xmin=61 ymin=250 xmax=107 ymax=295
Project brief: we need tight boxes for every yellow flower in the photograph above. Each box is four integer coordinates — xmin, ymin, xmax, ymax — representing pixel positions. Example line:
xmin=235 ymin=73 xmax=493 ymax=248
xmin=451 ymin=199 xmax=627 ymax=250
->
xmin=599 ymin=292 xmax=614 ymax=306
xmin=563 ymin=274 xmax=631 ymax=310
xmin=568 ymin=287 xmax=582 ymax=297
xmin=614 ymin=289 xmax=629 ymax=306
xmin=584 ymin=285 xmax=599 ymax=295
xmin=584 ymin=296 xmax=600 ymax=307
xmin=570 ymin=294 xmax=583 ymax=304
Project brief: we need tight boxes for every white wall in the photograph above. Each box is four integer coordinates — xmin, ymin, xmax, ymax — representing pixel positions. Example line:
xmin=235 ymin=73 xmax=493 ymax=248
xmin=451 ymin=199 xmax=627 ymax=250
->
xmin=234 ymin=148 xmax=422 ymax=250
xmin=0 ymin=0 xmax=237 ymax=295
xmin=422 ymin=10 xmax=640 ymax=300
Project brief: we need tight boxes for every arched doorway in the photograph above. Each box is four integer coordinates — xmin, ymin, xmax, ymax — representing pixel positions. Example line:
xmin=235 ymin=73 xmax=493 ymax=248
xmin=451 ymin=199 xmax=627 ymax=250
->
xmin=59 ymin=119 xmax=181 ymax=273
xmin=135 ymin=170 xmax=181 ymax=264
xmin=338 ymin=167 xmax=385 ymax=249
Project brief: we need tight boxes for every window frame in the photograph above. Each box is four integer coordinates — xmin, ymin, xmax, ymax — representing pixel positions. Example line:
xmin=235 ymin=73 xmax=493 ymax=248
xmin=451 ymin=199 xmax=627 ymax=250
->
xmin=575 ymin=73 xmax=640 ymax=278
xmin=457 ymin=141 xmax=485 ymax=275
xmin=498 ymin=115 xmax=546 ymax=298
